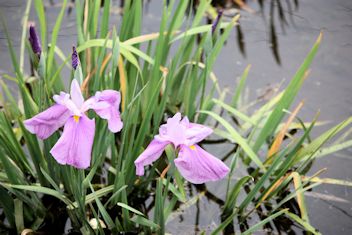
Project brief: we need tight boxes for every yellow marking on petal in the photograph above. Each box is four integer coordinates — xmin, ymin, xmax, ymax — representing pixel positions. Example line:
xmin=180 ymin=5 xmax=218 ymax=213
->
xmin=190 ymin=145 xmax=196 ymax=150
xmin=73 ymin=115 xmax=80 ymax=123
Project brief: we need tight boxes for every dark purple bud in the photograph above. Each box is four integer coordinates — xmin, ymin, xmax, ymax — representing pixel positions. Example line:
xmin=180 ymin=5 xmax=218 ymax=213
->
xmin=28 ymin=25 xmax=41 ymax=55
xmin=211 ymin=9 xmax=224 ymax=34
xmin=72 ymin=46 xmax=79 ymax=70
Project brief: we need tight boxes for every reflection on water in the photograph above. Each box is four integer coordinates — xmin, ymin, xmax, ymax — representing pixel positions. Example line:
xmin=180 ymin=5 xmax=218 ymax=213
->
xmin=43 ymin=0 xmax=300 ymax=65
xmin=64 ymin=0 xmax=299 ymax=64
xmin=205 ymin=0 xmax=300 ymax=65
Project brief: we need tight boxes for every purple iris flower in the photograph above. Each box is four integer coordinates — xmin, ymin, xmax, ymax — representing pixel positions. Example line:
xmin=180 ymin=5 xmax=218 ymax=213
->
xmin=134 ymin=113 xmax=229 ymax=184
xmin=24 ymin=79 xmax=123 ymax=169
xmin=28 ymin=25 xmax=41 ymax=56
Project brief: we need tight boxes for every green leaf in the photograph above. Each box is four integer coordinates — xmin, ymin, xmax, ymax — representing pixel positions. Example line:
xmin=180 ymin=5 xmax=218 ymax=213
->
xmin=33 ymin=0 xmax=47 ymax=52
xmin=88 ymin=183 xmax=116 ymax=229
xmin=253 ymin=33 xmax=322 ymax=152
xmin=14 ymin=199 xmax=24 ymax=233
xmin=285 ymin=211 xmax=321 ymax=235
xmin=200 ymin=110 xmax=265 ymax=170
xmin=5 ymin=184 xmax=72 ymax=207
xmin=241 ymin=209 xmax=288 ymax=235
xmin=71 ymin=185 xmax=115 ymax=209
xmin=46 ymin=0 xmax=67 ymax=77
xmin=117 ymin=202 xmax=144 ymax=216
xmin=223 ymin=176 xmax=252 ymax=215
xmin=162 ymin=178 xmax=186 ymax=203
xmin=311 ymin=139 xmax=352 ymax=159
xmin=130 ymin=215 xmax=160 ymax=230
xmin=154 ymin=178 xmax=165 ymax=235
xmin=232 ymin=64 xmax=251 ymax=108
xmin=170 ymin=22 xmax=232 ymax=43
xmin=212 ymin=98 xmax=256 ymax=126
xmin=295 ymin=117 xmax=352 ymax=163
xmin=19 ymin=0 xmax=32 ymax=72
xmin=210 ymin=209 xmax=238 ymax=235
xmin=0 ymin=186 xmax=15 ymax=227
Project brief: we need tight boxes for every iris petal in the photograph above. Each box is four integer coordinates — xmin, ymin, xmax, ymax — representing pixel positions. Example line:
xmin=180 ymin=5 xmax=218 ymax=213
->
xmin=53 ymin=91 xmax=81 ymax=116
xmin=24 ymin=104 xmax=70 ymax=139
xmin=156 ymin=113 xmax=187 ymax=147
xmin=185 ymin=123 xmax=213 ymax=146
xmin=174 ymin=144 xmax=229 ymax=184
xmin=50 ymin=115 xmax=95 ymax=169
xmin=134 ymin=139 xmax=170 ymax=176
xmin=70 ymin=79 xmax=84 ymax=109
xmin=89 ymin=90 xmax=123 ymax=133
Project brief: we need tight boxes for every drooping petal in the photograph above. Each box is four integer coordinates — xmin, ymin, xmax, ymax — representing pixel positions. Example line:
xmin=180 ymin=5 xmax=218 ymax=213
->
xmin=24 ymin=104 xmax=71 ymax=139
xmin=70 ymin=79 xmax=84 ymax=109
xmin=156 ymin=112 xmax=187 ymax=147
xmin=50 ymin=115 xmax=95 ymax=169
xmin=174 ymin=145 xmax=229 ymax=184
xmin=88 ymin=90 xmax=123 ymax=133
xmin=181 ymin=117 xmax=213 ymax=145
xmin=134 ymin=139 xmax=170 ymax=176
